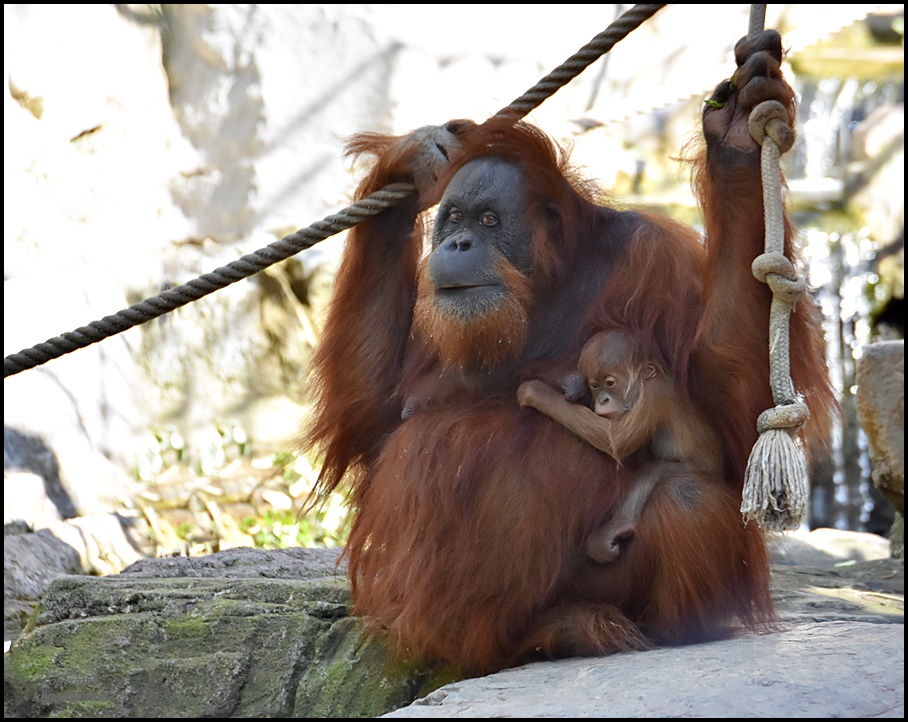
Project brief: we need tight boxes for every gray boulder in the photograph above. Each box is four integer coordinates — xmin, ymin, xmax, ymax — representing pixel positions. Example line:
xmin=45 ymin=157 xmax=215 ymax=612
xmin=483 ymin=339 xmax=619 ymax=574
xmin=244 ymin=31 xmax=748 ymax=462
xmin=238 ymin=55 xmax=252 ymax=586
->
xmin=3 ymin=547 xmax=454 ymax=718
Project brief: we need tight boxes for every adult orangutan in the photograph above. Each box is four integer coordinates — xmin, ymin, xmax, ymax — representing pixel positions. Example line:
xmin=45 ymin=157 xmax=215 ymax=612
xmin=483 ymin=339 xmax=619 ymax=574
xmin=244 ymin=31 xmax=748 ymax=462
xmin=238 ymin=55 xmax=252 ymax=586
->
xmin=306 ymin=30 xmax=835 ymax=676
xmin=517 ymin=328 xmax=723 ymax=564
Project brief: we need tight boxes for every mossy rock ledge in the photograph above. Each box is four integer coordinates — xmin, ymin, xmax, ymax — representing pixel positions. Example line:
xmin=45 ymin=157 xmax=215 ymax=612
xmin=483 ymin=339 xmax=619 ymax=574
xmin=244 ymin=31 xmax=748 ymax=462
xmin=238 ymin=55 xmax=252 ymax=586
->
xmin=4 ymin=546 xmax=904 ymax=718
xmin=3 ymin=547 xmax=457 ymax=718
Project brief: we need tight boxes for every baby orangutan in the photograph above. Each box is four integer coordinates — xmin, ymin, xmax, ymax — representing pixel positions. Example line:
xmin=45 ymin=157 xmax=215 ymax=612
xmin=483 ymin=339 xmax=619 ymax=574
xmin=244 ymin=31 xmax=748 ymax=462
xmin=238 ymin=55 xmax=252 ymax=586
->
xmin=518 ymin=329 xmax=722 ymax=563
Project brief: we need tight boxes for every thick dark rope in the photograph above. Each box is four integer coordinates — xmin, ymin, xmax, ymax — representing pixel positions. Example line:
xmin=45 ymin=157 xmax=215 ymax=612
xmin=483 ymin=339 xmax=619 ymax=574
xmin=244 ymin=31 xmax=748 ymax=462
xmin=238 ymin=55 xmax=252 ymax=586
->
xmin=494 ymin=4 xmax=665 ymax=120
xmin=3 ymin=184 xmax=414 ymax=376
xmin=4 ymin=4 xmax=665 ymax=379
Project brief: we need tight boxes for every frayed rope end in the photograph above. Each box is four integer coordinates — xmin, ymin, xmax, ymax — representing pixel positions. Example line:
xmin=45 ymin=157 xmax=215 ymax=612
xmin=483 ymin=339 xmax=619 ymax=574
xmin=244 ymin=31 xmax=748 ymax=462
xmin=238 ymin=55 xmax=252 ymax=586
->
xmin=742 ymin=426 xmax=809 ymax=531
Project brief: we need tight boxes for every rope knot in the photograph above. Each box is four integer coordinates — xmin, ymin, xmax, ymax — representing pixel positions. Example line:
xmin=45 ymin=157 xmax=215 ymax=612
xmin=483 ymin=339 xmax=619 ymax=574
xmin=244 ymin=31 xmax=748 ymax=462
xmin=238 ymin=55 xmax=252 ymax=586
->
xmin=748 ymin=100 xmax=795 ymax=153
xmin=752 ymin=252 xmax=807 ymax=306
xmin=756 ymin=401 xmax=810 ymax=434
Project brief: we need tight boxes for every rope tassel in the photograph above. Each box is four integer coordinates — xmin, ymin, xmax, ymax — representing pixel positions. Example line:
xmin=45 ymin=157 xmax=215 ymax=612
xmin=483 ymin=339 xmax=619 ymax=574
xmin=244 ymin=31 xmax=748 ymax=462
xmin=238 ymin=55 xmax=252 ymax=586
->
xmin=742 ymin=403 xmax=810 ymax=530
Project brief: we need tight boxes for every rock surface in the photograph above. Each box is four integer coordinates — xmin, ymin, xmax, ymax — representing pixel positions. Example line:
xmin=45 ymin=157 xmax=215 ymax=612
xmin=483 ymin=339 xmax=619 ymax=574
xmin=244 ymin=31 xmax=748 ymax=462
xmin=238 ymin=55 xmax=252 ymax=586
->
xmin=387 ymin=556 xmax=904 ymax=718
xmin=3 ymin=539 xmax=903 ymax=719
xmin=388 ymin=621 xmax=902 ymax=718
xmin=3 ymin=547 xmax=454 ymax=718
xmin=857 ymin=340 xmax=905 ymax=517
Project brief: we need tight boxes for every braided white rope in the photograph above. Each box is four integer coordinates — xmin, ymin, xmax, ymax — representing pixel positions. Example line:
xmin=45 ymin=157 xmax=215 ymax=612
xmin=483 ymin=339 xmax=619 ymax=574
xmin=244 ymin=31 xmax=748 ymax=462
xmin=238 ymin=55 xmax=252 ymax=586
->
xmin=741 ymin=100 xmax=811 ymax=531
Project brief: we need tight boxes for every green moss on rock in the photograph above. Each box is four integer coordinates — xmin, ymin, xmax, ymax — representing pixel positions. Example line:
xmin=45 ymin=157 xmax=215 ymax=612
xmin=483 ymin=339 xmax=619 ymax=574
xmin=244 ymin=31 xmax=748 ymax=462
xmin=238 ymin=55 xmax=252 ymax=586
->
xmin=4 ymin=572 xmax=456 ymax=718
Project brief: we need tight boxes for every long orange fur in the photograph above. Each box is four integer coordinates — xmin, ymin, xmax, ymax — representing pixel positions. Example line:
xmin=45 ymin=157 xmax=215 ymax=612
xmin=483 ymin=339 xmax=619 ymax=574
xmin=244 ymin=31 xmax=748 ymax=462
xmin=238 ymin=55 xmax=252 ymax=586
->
xmin=305 ymin=36 xmax=836 ymax=677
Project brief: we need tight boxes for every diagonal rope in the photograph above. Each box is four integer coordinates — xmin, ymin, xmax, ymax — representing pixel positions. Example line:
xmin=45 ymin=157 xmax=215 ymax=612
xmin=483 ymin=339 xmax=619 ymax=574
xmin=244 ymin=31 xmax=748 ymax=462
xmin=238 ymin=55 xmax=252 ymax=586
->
xmin=3 ymin=184 xmax=414 ymax=377
xmin=3 ymin=4 xmax=665 ymax=379
xmin=494 ymin=4 xmax=665 ymax=120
